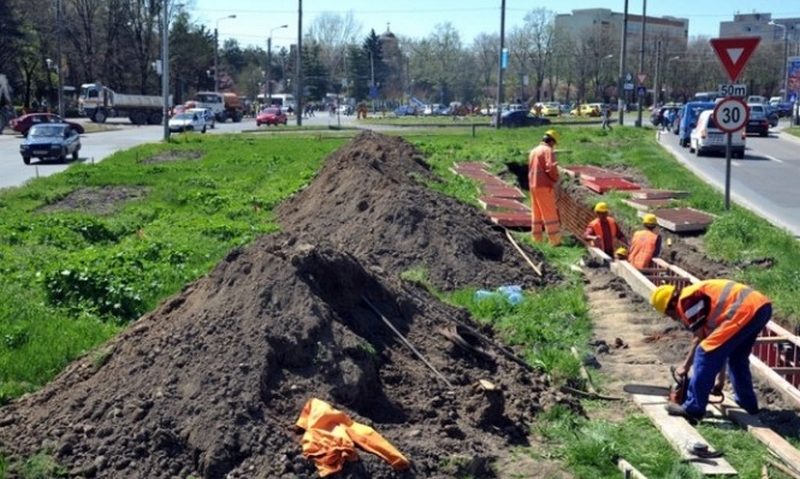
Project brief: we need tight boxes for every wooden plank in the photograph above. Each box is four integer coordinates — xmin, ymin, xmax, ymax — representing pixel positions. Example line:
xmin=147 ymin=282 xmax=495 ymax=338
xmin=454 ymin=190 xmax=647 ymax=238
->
xmin=623 ymin=198 xmax=675 ymax=211
xmin=617 ymin=459 xmax=649 ymax=479
xmin=763 ymin=321 xmax=800 ymax=348
xmin=641 ymin=208 xmax=715 ymax=233
xmin=610 ymin=259 xmax=657 ymax=300
xmin=587 ymin=246 xmax=612 ymax=264
xmin=478 ymin=196 xmax=530 ymax=212
xmin=749 ymin=353 xmax=800 ymax=408
xmin=482 ymin=185 xmax=526 ymax=199
xmin=755 ymin=335 xmax=791 ymax=344
xmin=571 ymin=346 xmax=596 ymax=394
xmin=630 ymin=188 xmax=690 ymax=200
xmin=652 ymin=259 xmax=701 ymax=284
xmin=771 ymin=367 xmax=800 ymax=374
xmin=713 ymin=398 xmax=800 ymax=476
xmin=581 ymin=177 xmax=641 ymax=194
xmin=630 ymin=393 xmax=737 ymax=475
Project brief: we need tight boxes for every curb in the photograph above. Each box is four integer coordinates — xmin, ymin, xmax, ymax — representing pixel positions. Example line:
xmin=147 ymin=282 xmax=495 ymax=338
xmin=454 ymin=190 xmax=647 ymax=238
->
xmin=656 ymin=134 xmax=800 ymax=239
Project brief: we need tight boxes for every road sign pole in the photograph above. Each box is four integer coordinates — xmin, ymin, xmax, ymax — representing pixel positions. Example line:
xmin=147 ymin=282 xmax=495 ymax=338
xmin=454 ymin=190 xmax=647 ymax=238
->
xmin=725 ymin=132 xmax=732 ymax=210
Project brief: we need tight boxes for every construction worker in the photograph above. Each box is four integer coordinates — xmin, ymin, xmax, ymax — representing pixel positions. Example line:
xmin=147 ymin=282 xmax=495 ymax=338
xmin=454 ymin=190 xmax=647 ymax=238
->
xmin=651 ymin=281 xmax=772 ymax=421
xmin=628 ymin=213 xmax=662 ymax=270
xmin=583 ymin=202 xmax=627 ymax=256
xmin=614 ymin=246 xmax=628 ymax=261
xmin=528 ymin=129 xmax=561 ymax=246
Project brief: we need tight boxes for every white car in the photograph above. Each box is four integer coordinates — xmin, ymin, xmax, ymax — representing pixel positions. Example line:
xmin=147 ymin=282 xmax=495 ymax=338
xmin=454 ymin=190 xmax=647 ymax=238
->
xmin=168 ymin=112 xmax=207 ymax=133
xmin=187 ymin=107 xmax=215 ymax=129
xmin=689 ymin=109 xmax=745 ymax=158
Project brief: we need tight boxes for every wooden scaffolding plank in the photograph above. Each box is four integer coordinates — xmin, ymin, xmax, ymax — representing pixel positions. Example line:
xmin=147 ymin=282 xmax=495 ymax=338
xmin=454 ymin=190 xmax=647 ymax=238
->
xmin=652 ymin=258 xmax=701 ymax=284
xmin=713 ymin=399 xmax=800 ymax=476
xmin=617 ymin=459 xmax=650 ymax=479
xmin=630 ymin=393 xmax=737 ymax=475
xmin=610 ymin=259 xmax=657 ymax=300
xmin=749 ymin=353 xmax=800 ymax=408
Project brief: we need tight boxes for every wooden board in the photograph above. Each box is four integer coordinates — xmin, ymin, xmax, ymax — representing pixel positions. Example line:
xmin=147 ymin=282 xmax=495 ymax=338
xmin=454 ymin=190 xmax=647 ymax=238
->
xmin=630 ymin=188 xmax=690 ymax=200
xmin=624 ymin=198 xmax=675 ymax=211
xmin=641 ymin=208 xmax=715 ymax=233
xmin=482 ymin=185 xmax=525 ymax=199
xmin=488 ymin=211 xmax=531 ymax=228
xmin=478 ymin=196 xmax=530 ymax=212
xmin=652 ymin=258 xmax=701 ymax=284
xmin=630 ymin=393 xmax=737 ymax=475
xmin=581 ymin=177 xmax=641 ymax=194
xmin=610 ymin=259 xmax=657 ymax=299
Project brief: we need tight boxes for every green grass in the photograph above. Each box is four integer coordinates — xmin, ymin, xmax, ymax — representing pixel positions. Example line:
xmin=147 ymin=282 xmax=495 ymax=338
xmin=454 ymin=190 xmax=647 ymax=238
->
xmin=358 ymin=115 xmax=600 ymax=127
xmin=785 ymin=126 xmax=800 ymax=139
xmin=0 ymin=132 xmax=344 ymax=403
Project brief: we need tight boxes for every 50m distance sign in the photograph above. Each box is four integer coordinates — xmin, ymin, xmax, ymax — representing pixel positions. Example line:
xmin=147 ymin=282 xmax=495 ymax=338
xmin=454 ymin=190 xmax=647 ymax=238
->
xmin=712 ymin=97 xmax=749 ymax=133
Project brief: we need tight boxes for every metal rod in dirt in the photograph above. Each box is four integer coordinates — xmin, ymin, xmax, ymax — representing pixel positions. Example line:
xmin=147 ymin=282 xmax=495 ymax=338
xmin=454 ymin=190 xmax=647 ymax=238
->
xmin=725 ymin=132 xmax=732 ymax=210
xmin=504 ymin=228 xmax=542 ymax=276
xmin=361 ymin=295 xmax=453 ymax=388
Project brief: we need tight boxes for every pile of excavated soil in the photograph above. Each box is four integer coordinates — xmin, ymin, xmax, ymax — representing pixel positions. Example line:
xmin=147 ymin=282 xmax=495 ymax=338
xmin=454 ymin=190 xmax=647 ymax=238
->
xmin=0 ymin=132 xmax=572 ymax=478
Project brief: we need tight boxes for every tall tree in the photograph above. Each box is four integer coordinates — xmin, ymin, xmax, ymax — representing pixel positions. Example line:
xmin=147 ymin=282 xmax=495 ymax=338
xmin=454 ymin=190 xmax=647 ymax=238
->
xmin=307 ymin=11 xmax=361 ymax=89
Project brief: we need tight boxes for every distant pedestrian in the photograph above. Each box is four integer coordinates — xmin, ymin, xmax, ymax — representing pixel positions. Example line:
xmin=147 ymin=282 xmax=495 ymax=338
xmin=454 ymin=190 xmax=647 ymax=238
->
xmin=601 ymin=105 xmax=612 ymax=130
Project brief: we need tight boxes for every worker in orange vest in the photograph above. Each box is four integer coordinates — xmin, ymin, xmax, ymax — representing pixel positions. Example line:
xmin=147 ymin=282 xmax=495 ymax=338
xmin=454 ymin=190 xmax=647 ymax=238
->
xmin=583 ymin=202 xmax=627 ymax=256
xmin=651 ymin=281 xmax=772 ymax=421
xmin=628 ymin=213 xmax=662 ymax=270
xmin=528 ymin=129 xmax=562 ymax=246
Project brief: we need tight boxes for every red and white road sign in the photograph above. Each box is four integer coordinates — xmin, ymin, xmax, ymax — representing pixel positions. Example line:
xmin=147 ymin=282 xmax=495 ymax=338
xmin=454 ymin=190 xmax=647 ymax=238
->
xmin=710 ymin=37 xmax=761 ymax=82
xmin=713 ymin=97 xmax=749 ymax=133
xmin=637 ymin=73 xmax=647 ymax=85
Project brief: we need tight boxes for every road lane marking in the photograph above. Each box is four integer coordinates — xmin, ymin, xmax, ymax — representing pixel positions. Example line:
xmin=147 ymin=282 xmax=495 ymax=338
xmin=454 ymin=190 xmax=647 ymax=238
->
xmin=732 ymin=161 xmax=742 ymax=167
xmin=762 ymin=154 xmax=783 ymax=163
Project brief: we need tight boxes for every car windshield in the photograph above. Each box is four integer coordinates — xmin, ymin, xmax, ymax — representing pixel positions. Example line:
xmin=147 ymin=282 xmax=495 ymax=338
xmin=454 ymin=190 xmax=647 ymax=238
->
xmin=261 ymin=108 xmax=280 ymax=114
xmin=195 ymin=94 xmax=219 ymax=103
xmin=173 ymin=113 xmax=193 ymax=120
xmin=29 ymin=125 xmax=65 ymax=137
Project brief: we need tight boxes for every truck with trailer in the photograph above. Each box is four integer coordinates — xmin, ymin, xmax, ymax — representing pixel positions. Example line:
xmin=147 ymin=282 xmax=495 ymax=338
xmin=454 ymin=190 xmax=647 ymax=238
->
xmin=188 ymin=92 xmax=243 ymax=123
xmin=79 ymin=83 xmax=166 ymax=125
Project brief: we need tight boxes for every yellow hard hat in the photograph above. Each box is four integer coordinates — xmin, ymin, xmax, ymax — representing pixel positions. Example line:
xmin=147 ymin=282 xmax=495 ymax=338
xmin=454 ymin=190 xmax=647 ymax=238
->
xmin=544 ymin=129 xmax=560 ymax=143
xmin=615 ymin=247 xmax=628 ymax=257
xmin=650 ymin=284 xmax=676 ymax=314
xmin=594 ymin=202 xmax=609 ymax=213
xmin=643 ymin=213 xmax=658 ymax=226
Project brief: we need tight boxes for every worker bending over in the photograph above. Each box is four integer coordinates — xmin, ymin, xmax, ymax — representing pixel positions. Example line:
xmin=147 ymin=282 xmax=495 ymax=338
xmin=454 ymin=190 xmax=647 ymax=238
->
xmin=628 ymin=213 xmax=662 ymax=269
xmin=528 ymin=129 xmax=562 ymax=246
xmin=583 ymin=202 xmax=627 ymax=256
xmin=651 ymin=280 xmax=772 ymax=421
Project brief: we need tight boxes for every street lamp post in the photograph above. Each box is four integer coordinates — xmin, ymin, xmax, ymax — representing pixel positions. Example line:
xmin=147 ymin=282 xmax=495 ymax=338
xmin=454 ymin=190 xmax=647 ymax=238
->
xmin=635 ymin=0 xmax=647 ymax=128
xmin=666 ymin=56 xmax=680 ymax=102
xmin=769 ymin=21 xmax=789 ymax=102
xmin=617 ymin=0 xmax=629 ymax=125
xmin=267 ymin=24 xmax=288 ymax=106
xmin=214 ymin=14 xmax=236 ymax=93
xmin=599 ymin=54 xmax=614 ymax=100
xmin=56 ymin=0 xmax=64 ymax=117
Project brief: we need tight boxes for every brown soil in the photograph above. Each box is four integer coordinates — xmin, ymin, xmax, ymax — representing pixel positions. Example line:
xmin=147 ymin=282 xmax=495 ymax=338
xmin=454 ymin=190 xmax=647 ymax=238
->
xmin=38 ymin=186 xmax=150 ymax=216
xmin=141 ymin=149 xmax=204 ymax=164
xmin=0 ymin=132 xmax=574 ymax=478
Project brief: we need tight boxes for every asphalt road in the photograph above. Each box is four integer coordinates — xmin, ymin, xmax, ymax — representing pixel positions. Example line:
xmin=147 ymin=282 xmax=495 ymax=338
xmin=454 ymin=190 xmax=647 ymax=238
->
xmin=658 ymin=120 xmax=800 ymax=237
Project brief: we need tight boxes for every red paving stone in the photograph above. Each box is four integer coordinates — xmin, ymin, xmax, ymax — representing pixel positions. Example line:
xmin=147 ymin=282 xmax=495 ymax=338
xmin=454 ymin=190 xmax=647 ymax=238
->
xmin=479 ymin=196 xmax=530 ymax=211
xmin=482 ymin=185 xmax=526 ymax=199
xmin=647 ymin=207 xmax=715 ymax=233
xmin=623 ymin=198 xmax=675 ymax=211
xmin=581 ymin=177 xmax=641 ymax=194
xmin=487 ymin=211 xmax=531 ymax=228
xmin=630 ymin=188 xmax=689 ymax=200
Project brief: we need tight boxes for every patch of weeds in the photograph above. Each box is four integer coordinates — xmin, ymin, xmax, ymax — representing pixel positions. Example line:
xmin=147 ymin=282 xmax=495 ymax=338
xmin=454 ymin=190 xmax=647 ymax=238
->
xmin=399 ymin=265 xmax=433 ymax=289
xmin=2 ymin=324 xmax=29 ymax=349
xmin=21 ymin=451 xmax=67 ymax=478
xmin=91 ymin=346 xmax=114 ymax=371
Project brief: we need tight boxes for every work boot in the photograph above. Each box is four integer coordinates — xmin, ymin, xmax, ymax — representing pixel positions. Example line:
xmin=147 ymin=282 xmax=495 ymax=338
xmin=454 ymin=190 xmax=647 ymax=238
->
xmin=664 ymin=403 xmax=702 ymax=425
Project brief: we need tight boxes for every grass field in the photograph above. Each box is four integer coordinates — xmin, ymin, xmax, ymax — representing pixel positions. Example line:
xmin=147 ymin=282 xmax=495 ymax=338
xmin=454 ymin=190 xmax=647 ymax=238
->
xmin=0 ymin=126 xmax=796 ymax=478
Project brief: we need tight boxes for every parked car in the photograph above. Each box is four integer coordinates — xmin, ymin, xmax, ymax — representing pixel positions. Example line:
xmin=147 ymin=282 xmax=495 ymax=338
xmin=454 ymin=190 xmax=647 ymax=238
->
xmin=540 ymin=102 xmax=561 ymax=116
xmin=570 ymin=103 xmax=600 ymax=116
xmin=678 ymin=101 xmax=715 ymax=147
xmin=746 ymin=104 xmax=770 ymax=137
xmin=20 ymin=123 xmax=81 ymax=164
xmin=689 ymin=110 xmax=745 ymax=158
xmin=256 ymin=107 xmax=288 ymax=126
xmin=394 ymin=105 xmax=417 ymax=117
xmin=168 ymin=112 xmax=206 ymax=133
xmin=187 ymin=107 xmax=215 ymax=129
xmin=9 ymin=113 xmax=85 ymax=136
xmin=491 ymin=110 xmax=552 ymax=127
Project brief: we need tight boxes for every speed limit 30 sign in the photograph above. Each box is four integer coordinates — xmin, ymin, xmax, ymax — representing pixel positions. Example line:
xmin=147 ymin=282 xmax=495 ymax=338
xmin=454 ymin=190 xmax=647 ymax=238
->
xmin=713 ymin=97 xmax=749 ymax=133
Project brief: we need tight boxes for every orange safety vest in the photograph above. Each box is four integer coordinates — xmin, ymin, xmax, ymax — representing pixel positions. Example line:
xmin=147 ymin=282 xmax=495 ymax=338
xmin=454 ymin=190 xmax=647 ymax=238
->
xmin=528 ymin=143 xmax=558 ymax=189
xmin=629 ymin=229 xmax=659 ymax=269
xmin=588 ymin=217 xmax=619 ymax=255
xmin=677 ymin=279 xmax=770 ymax=352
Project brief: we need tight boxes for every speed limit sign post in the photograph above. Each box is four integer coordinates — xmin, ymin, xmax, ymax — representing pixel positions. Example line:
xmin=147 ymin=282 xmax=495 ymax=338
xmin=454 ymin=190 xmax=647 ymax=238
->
xmin=713 ymin=97 xmax=749 ymax=210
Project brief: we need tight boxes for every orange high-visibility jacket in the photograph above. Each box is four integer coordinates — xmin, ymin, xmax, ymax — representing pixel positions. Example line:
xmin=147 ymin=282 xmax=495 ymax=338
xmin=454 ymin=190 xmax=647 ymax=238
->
xmin=296 ymin=398 xmax=410 ymax=477
xmin=587 ymin=217 xmax=620 ymax=255
xmin=677 ymin=279 xmax=770 ymax=352
xmin=528 ymin=143 xmax=558 ymax=189
xmin=629 ymin=229 xmax=659 ymax=269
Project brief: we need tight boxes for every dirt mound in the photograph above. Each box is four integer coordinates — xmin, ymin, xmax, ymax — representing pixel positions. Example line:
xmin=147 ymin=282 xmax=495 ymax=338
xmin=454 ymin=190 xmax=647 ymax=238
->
xmin=0 ymin=132 xmax=573 ymax=478
xmin=278 ymin=131 xmax=556 ymax=290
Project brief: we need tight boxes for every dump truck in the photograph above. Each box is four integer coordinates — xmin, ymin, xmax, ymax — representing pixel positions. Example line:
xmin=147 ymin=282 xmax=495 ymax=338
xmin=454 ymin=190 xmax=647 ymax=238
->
xmin=189 ymin=91 xmax=243 ymax=123
xmin=79 ymin=83 xmax=166 ymax=125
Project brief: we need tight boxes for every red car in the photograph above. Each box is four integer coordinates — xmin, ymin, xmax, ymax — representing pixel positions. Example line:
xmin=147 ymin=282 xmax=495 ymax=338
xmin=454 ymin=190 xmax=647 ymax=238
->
xmin=9 ymin=113 xmax=85 ymax=136
xmin=256 ymin=107 xmax=288 ymax=126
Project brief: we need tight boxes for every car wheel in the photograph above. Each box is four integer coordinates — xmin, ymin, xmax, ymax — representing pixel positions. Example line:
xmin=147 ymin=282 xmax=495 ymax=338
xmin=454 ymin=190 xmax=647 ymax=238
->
xmin=22 ymin=155 xmax=30 ymax=165
xmin=688 ymin=141 xmax=695 ymax=153
xmin=60 ymin=153 xmax=67 ymax=163
xmin=72 ymin=150 xmax=79 ymax=161
xmin=695 ymin=146 xmax=703 ymax=157
xmin=201 ymin=125 xmax=207 ymax=134
xmin=93 ymin=110 xmax=107 ymax=123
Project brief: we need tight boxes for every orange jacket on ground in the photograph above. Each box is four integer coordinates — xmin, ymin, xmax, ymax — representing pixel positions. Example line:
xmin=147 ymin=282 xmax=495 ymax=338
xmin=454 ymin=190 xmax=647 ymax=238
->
xmin=629 ymin=229 xmax=660 ymax=269
xmin=677 ymin=279 xmax=770 ymax=352
xmin=296 ymin=398 xmax=410 ymax=476
xmin=584 ymin=216 xmax=625 ymax=256
xmin=528 ymin=143 xmax=558 ymax=188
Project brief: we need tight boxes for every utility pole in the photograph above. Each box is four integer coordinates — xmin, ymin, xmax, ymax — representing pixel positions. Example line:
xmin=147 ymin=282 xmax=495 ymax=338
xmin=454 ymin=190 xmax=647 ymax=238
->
xmin=267 ymin=25 xmax=288 ymax=105
xmin=653 ymin=40 xmax=661 ymax=107
xmin=56 ymin=0 xmax=64 ymax=117
xmin=618 ymin=0 xmax=629 ymax=125
xmin=161 ymin=0 xmax=170 ymax=141
xmin=296 ymin=0 xmax=303 ymax=126
xmin=495 ymin=0 xmax=506 ymax=129
xmin=635 ymin=0 xmax=647 ymax=127
xmin=214 ymin=15 xmax=236 ymax=93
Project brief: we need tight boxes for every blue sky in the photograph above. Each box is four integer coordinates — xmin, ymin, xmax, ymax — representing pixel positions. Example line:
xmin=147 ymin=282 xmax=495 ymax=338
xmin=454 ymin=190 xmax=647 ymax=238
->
xmin=191 ymin=1 xmax=800 ymax=50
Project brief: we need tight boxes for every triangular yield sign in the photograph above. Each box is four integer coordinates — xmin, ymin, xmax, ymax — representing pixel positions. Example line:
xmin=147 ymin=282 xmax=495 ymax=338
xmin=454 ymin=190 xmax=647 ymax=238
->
xmin=710 ymin=37 xmax=761 ymax=81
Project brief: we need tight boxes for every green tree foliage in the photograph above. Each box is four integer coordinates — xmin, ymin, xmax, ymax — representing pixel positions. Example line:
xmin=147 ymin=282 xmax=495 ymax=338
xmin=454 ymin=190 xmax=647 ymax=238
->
xmin=302 ymin=41 xmax=329 ymax=101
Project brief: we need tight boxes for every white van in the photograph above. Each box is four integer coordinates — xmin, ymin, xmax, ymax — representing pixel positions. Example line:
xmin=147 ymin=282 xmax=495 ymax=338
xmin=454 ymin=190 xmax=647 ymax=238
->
xmin=689 ymin=109 xmax=745 ymax=158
